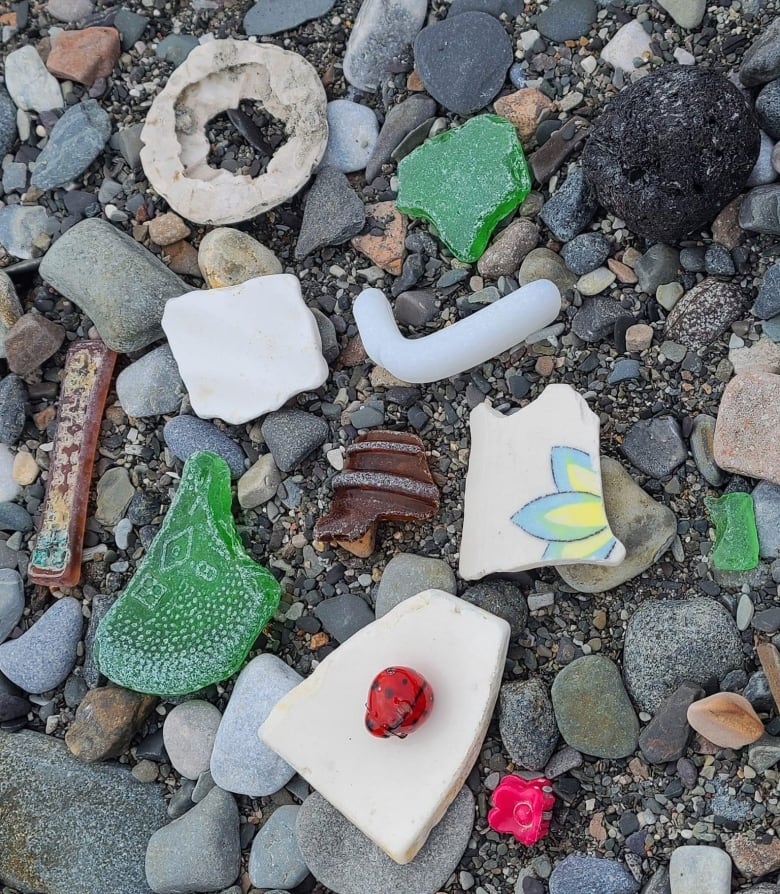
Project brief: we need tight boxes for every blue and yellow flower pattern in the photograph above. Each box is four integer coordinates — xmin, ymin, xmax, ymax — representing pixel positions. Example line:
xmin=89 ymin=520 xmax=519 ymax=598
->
xmin=511 ymin=446 xmax=617 ymax=562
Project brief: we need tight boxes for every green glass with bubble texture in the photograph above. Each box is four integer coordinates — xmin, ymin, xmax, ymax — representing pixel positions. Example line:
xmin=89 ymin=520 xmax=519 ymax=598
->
xmin=706 ymin=492 xmax=759 ymax=572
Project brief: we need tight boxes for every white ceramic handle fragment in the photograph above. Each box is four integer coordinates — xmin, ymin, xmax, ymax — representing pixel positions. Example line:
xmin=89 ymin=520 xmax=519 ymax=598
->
xmin=353 ymin=280 xmax=562 ymax=384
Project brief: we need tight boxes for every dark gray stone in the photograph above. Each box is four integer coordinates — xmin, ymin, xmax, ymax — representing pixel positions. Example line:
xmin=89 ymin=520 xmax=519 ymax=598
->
xmin=314 ymin=594 xmax=375 ymax=642
xmin=571 ymin=296 xmax=632 ymax=342
xmin=0 ymin=374 xmax=26 ymax=445
xmin=243 ymin=0 xmax=335 ymax=35
xmin=753 ymin=480 xmax=780 ymax=559
xmin=110 ymin=123 xmax=144 ymax=171
xmin=395 ymin=289 xmax=438 ymax=326
xmin=607 ymin=358 xmax=641 ymax=384
xmin=754 ymin=261 xmax=780 ymax=319
xmin=31 ymin=100 xmax=111 ymax=190
xmin=83 ymin=594 xmax=116 ymax=689
xmin=414 ymin=13 xmax=512 ymax=116
xmin=163 ymin=416 xmax=246 ymax=478
xmin=621 ymin=416 xmax=687 ymax=478
xmin=623 ymin=597 xmax=743 ymax=713
xmin=0 ymin=670 xmax=29 ymax=721
xmin=0 ymin=729 xmax=168 ymax=894
xmin=560 ymin=232 xmax=611 ymax=275
xmin=460 ymin=580 xmax=528 ymax=638
xmin=116 ymin=345 xmax=186 ymax=418
xmin=499 ymin=679 xmax=559 ymax=770
xmin=536 ymin=0 xmax=597 ymax=41
xmin=635 ymin=244 xmax=680 ymax=294
xmin=261 ymin=409 xmax=328 ymax=472
xmin=679 ymin=246 xmax=706 ymax=273
xmin=114 ymin=8 xmax=149 ymax=49
xmin=448 ymin=0 xmax=522 ymax=16
xmin=296 ymin=787 xmax=474 ymax=894
xmin=0 ymin=88 xmax=17 ymax=158
xmin=374 ymin=553 xmax=457 ymax=617
xmin=741 ymin=17 xmax=780 ymax=87
xmin=704 ymin=243 xmax=735 ymax=276
xmin=310 ymin=308 xmax=339 ymax=363
xmin=739 ymin=184 xmax=780 ymax=235
xmin=690 ymin=414 xmax=726 ymax=486
xmin=366 ymin=95 xmax=437 ymax=182
xmin=664 ymin=278 xmax=746 ymax=349
xmin=583 ymin=66 xmax=759 ymax=242
xmin=638 ymin=682 xmax=703 ymax=764
xmin=295 ymin=168 xmax=365 ymax=259
xmin=539 ymin=168 xmax=598 ymax=242
xmin=155 ymin=34 xmax=198 ymax=67
xmin=0 ymin=502 xmax=31 ymax=532
xmin=753 ymin=608 xmax=780 ymax=633
xmin=549 ymin=854 xmax=639 ymax=894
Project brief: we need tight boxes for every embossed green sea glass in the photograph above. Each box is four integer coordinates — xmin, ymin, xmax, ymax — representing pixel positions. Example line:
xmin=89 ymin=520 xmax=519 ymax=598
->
xmin=396 ymin=115 xmax=532 ymax=263
xmin=706 ymin=492 xmax=759 ymax=572
xmin=94 ymin=451 xmax=281 ymax=696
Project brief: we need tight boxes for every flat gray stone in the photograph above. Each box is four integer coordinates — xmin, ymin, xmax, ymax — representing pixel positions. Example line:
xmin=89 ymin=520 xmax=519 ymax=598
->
xmin=0 ymin=568 xmax=23 ymax=644
xmin=366 ymin=95 xmax=437 ymax=182
xmin=690 ymin=414 xmax=726 ymax=486
xmin=499 ymin=678 xmax=559 ymax=770
xmin=0 ymin=729 xmax=168 ymax=894
xmin=621 ymin=416 xmax=687 ymax=478
xmin=296 ymin=787 xmax=474 ymax=894
xmin=295 ymin=167 xmax=365 ymax=259
xmin=536 ymin=0 xmax=597 ymax=40
xmin=116 ymin=345 xmax=186 ymax=417
xmin=320 ymin=100 xmax=379 ymax=173
xmin=210 ymin=654 xmax=302 ymax=797
xmin=163 ymin=700 xmax=222 ymax=780
xmin=248 ymin=805 xmax=308 ymax=889
xmin=374 ymin=553 xmax=456 ymax=617
xmin=550 ymin=854 xmax=639 ymax=894
xmin=260 ymin=409 xmax=328 ymax=472
xmin=243 ymin=0 xmax=335 ymax=35
xmin=752 ymin=480 xmax=780 ymax=559
xmin=163 ymin=415 xmax=246 ymax=478
xmin=459 ymin=580 xmax=528 ymax=638
xmin=635 ymin=244 xmax=680 ymax=295
xmin=0 ymin=205 xmax=49 ymax=260
xmin=95 ymin=467 xmax=135 ymax=527
xmin=739 ymin=184 xmax=780 ymax=235
xmin=31 ymin=100 xmax=111 ymax=190
xmin=39 ymin=219 xmax=189 ymax=353
xmin=314 ymin=594 xmax=375 ymax=642
xmin=740 ymin=16 xmax=780 ymax=87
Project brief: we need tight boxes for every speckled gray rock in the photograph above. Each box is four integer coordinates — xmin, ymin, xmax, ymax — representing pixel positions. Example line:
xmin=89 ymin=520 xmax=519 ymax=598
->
xmin=315 ymin=594 xmax=375 ymax=642
xmin=664 ymin=278 xmax=746 ymax=349
xmin=0 ymin=502 xmax=32 ymax=532
xmin=0 ymin=568 xmax=23 ymax=644
xmin=740 ymin=17 xmax=780 ymax=87
xmin=571 ymin=296 xmax=633 ymax=342
xmin=551 ymin=655 xmax=639 ymax=759
xmin=558 ymin=457 xmax=676 ymax=593
xmin=366 ymin=95 xmax=437 ymax=182
xmin=414 ymin=13 xmax=513 ymax=116
xmin=0 ymin=88 xmax=17 ymax=158
xmin=0 ymin=729 xmax=168 ymax=894
xmin=248 ymin=805 xmax=308 ymax=889
xmin=0 ymin=374 xmax=27 ymax=445
xmin=638 ymin=682 xmax=703 ymax=765
xmin=621 ymin=416 xmax=687 ymax=478
xmin=0 ymin=671 xmax=29 ymax=721
xmin=539 ymin=167 xmax=598 ymax=242
xmin=320 ymin=100 xmax=379 ymax=173
xmin=0 ymin=272 xmax=23 ymax=359
xmin=754 ymin=261 xmax=780 ymax=319
xmin=243 ymin=0 xmax=335 ymax=35
xmin=163 ymin=700 xmax=222 ymax=780
xmin=459 ymin=580 xmax=528 ymax=638
xmin=296 ymin=787 xmax=474 ymax=894
xmin=560 ymin=232 xmax=611 ymax=275
xmin=752 ymin=480 xmax=780 ymax=559
xmin=295 ymin=167 xmax=366 ymax=259
xmin=163 ymin=416 xmax=246 ymax=478
xmin=211 ymin=654 xmax=302 ymax=797
xmin=536 ymin=0 xmax=597 ymax=40
xmin=146 ymin=786 xmax=240 ymax=894
xmin=738 ymin=184 xmax=780 ymax=235
xmin=116 ymin=345 xmax=186 ymax=417
xmin=623 ymin=597 xmax=743 ymax=713
xmin=260 ymin=409 xmax=328 ymax=472
xmin=39 ymin=219 xmax=189 ymax=353
xmin=31 ymin=100 xmax=111 ymax=190
xmin=0 ymin=205 xmax=49 ymax=260
xmin=499 ymin=679 xmax=559 ymax=770
xmin=374 ymin=553 xmax=457 ymax=617
xmin=0 ymin=596 xmax=82 ymax=693
xmin=549 ymin=854 xmax=639 ymax=894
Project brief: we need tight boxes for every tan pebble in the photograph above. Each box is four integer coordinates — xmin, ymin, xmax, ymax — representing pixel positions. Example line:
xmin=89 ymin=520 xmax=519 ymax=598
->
xmin=147 ymin=212 xmax=191 ymax=247
xmin=625 ymin=323 xmax=654 ymax=352
xmin=535 ymin=355 xmax=555 ymax=376
xmin=686 ymin=692 xmax=764 ymax=750
xmin=608 ymin=258 xmax=638 ymax=284
xmin=198 ymin=227 xmax=282 ymax=288
xmin=621 ymin=246 xmax=642 ymax=269
xmin=494 ymin=88 xmax=554 ymax=144
xmin=12 ymin=451 xmax=38 ymax=485
xmin=406 ymin=69 xmax=424 ymax=91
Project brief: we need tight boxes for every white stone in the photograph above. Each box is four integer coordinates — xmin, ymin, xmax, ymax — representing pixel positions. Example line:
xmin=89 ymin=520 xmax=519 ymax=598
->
xmin=673 ymin=47 xmax=695 ymax=65
xmin=600 ymin=20 xmax=652 ymax=71
xmin=260 ymin=590 xmax=510 ymax=865
xmin=0 ymin=446 xmax=20 ymax=503
xmin=319 ymin=100 xmax=379 ymax=173
xmin=658 ymin=0 xmax=706 ymax=30
xmin=669 ymin=845 xmax=731 ymax=894
xmin=4 ymin=46 xmax=63 ymax=112
xmin=140 ymin=40 xmax=328 ymax=225
xmin=354 ymin=281 xmax=561 ymax=384
xmin=162 ymin=274 xmax=329 ymax=425
xmin=459 ymin=385 xmax=625 ymax=580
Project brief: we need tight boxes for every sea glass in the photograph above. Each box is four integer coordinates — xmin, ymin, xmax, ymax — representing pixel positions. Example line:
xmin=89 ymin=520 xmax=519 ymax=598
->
xmin=313 ymin=431 xmax=440 ymax=557
xmin=706 ymin=492 xmax=759 ymax=572
xmin=28 ymin=339 xmax=117 ymax=588
xmin=396 ymin=115 xmax=532 ymax=263
xmin=94 ymin=451 xmax=281 ymax=696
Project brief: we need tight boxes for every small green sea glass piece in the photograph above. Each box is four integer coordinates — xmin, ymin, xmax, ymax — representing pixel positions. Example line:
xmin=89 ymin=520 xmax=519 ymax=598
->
xmin=706 ymin=492 xmax=760 ymax=572
xmin=94 ymin=451 xmax=281 ymax=696
xmin=396 ymin=114 xmax=532 ymax=263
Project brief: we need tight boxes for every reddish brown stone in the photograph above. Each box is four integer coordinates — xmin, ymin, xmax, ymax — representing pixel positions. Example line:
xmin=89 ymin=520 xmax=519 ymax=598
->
xmin=46 ymin=27 xmax=120 ymax=86
xmin=494 ymin=88 xmax=554 ymax=144
xmin=757 ymin=642 xmax=780 ymax=713
xmin=162 ymin=240 xmax=202 ymax=278
xmin=5 ymin=314 xmax=65 ymax=375
xmin=608 ymin=258 xmax=638 ymax=285
xmin=65 ymin=686 xmax=157 ymax=762
xmin=351 ymin=202 xmax=407 ymax=276
xmin=711 ymin=195 xmax=744 ymax=250
xmin=726 ymin=833 xmax=780 ymax=879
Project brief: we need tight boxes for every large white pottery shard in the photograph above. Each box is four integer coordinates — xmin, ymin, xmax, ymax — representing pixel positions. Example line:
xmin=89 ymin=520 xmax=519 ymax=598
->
xmin=459 ymin=384 xmax=626 ymax=580
xmin=161 ymin=274 xmax=328 ymax=425
xmin=259 ymin=589 xmax=509 ymax=864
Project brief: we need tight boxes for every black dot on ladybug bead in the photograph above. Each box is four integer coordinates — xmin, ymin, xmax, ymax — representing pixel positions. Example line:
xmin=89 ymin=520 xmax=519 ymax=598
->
xmin=370 ymin=680 xmax=380 ymax=691
xmin=401 ymin=677 xmax=410 ymax=686
xmin=383 ymin=687 xmax=395 ymax=699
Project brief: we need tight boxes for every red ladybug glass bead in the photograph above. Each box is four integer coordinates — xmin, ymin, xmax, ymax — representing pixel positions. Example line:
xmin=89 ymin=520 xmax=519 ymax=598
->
xmin=365 ymin=666 xmax=434 ymax=738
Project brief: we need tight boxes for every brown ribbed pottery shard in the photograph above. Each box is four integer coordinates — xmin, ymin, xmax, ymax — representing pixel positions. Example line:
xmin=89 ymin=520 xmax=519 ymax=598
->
xmin=757 ymin=642 xmax=780 ymax=712
xmin=28 ymin=340 xmax=117 ymax=588
xmin=314 ymin=431 xmax=439 ymax=557
xmin=686 ymin=692 xmax=764 ymax=749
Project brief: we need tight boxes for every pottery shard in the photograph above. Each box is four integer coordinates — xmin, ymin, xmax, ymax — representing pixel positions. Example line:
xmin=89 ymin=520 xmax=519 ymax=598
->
xmin=46 ymin=27 xmax=120 ymax=86
xmin=140 ymin=39 xmax=328 ymax=225
xmin=664 ymin=278 xmax=746 ymax=349
xmin=351 ymin=202 xmax=407 ymax=276
xmin=757 ymin=643 xmax=780 ymax=712
xmin=686 ymin=692 xmax=764 ymax=750
xmin=314 ymin=431 xmax=439 ymax=557
xmin=493 ymin=89 xmax=554 ymax=144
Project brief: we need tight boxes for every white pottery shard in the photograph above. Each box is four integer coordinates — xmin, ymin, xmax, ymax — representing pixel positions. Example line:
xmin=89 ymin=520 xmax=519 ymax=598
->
xmin=459 ymin=384 xmax=626 ymax=580
xmin=259 ymin=590 xmax=510 ymax=865
xmin=140 ymin=40 xmax=328 ymax=225
xmin=161 ymin=274 xmax=328 ymax=425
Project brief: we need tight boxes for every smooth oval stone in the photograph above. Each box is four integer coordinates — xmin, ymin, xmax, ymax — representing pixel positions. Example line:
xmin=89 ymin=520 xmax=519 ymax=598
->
xmin=197 ymin=227 xmax=282 ymax=289
xmin=0 ymin=501 xmax=32 ymax=533
xmin=0 ymin=569 xmax=23 ymax=644
xmin=414 ymin=13 xmax=513 ymax=116
xmin=163 ymin=416 xmax=246 ymax=479
xmin=248 ymin=805 xmax=308 ymax=889
xmin=4 ymin=45 xmax=63 ymax=113
xmin=669 ymin=845 xmax=732 ymax=894
xmin=163 ymin=700 xmax=222 ymax=780
xmin=0 ymin=596 xmax=82 ymax=693
xmin=536 ymin=0 xmax=596 ymax=41
xmin=31 ymin=99 xmax=111 ymax=190
xmin=551 ymin=655 xmax=639 ymax=759
xmin=549 ymin=854 xmax=639 ymax=894
xmin=116 ymin=345 xmax=186 ymax=418
xmin=243 ymin=0 xmax=335 ymax=35
xmin=374 ymin=553 xmax=457 ymax=618
xmin=499 ymin=678 xmax=558 ymax=770
xmin=686 ymin=692 xmax=764 ymax=749
xmin=320 ymin=100 xmax=379 ymax=173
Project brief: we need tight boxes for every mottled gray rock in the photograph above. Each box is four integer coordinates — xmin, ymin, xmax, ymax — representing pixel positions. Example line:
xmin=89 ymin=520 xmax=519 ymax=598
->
xmin=39 ymin=219 xmax=189 ymax=353
xmin=739 ymin=184 xmax=780 ymax=235
xmin=754 ymin=261 xmax=780 ymax=319
xmin=0 ymin=88 xmax=17 ymax=158
xmin=296 ymin=787 xmax=474 ymax=894
xmin=248 ymin=805 xmax=308 ymax=889
xmin=0 ymin=597 xmax=82 ymax=693
xmin=243 ymin=0 xmax=335 ymax=35
xmin=366 ymin=95 xmax=437 ymax=182
xmin=748 ymin=734 xmax=780 ymax=773
xmin=0 ymin=568 xmax=23 ymax=644
xmin=740 ymin=17 xmax=780 ymax=87
xmin=261 ymin=409 xmax=328 ymax=472
xmin=623 ymin=597 xmax=743 ymax=713
xmin=753 ymin=480 xmax=780 ymax=559
xmin=374 ymin=553 xmax=457 ymax=617
xmin=95 ymin=467 xmax=135 ymax=527
xmin=315 ymin=594 xmax=375 ymax=642
xmin=146 ymin=786 xmax=240 ymax=894
xmin=0 ymin=374 xmax=27 ymax=445
xmin=549 ymin=854 xmax=639 ymax=894
xmin=518 ymin=247 xmax=578 ymax=297
xmin=163 ymin=416 xmax=246 ymax=478
xmin=295 ymin=167 xmax=365 ymax=259
xmin=320 ymin=100 xmax=379 ymax=173
xmin=690 ymin=414 xmax=726 ymax=486
xmin=571 ymin=296 xmax=633 ymax=342
xmin=664 ymin=278 xmax=746 ymax=349
xmin=560 ymin=232 xmax=611 ymax=275
xmin=0 ymin=205 xmax=49 ymax=260
xmin=638 ymin=682 xmax=703 ymax=764
xmin=0 ymin=729 xmax=168 ymax=894
xmin=116 ymin=345 xmax=185 ymax=417
xmin=0 ymin=502 xmax=31 ymax=532
xmin=460 ymin=580 xmax=528 ymax=638
xmin=0 ymin=272 xmax=23 ymax=359
xmin=31 ymin=100 xmax=111 ymax=190
xmin=499 ymin=679 xmax=559 ymax=770
xmin=621 ymin=416 xmax=687 ymax=478
xmin=539 ymin=167 xmax=598 ymax=242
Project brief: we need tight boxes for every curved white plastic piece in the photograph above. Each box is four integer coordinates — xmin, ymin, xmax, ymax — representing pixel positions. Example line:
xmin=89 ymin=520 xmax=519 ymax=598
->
xmin=353 ymin=280 xmax=562 ymax=384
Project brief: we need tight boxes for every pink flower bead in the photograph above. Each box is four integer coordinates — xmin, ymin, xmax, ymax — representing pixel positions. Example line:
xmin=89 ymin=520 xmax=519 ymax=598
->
xmin=487 ymin=775 xmax=555 ymax=846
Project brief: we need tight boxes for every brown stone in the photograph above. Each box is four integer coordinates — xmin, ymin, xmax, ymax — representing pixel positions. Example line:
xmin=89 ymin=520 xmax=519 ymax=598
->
xmin=711 ymin=195 xmax=744 ymax=249
xmin=162 ymin=240 xmax=202 ymax=278
xmin=147 ymin=212 xmax=191 ymax=247
xmin=639 ymin=682 xmax=703 ymax=764
xmin=713 ymin=372 xmax=780 ymax=486
xmin=529 ymin=116 xmax=589 ymax=184
xmin=338 ymin=334 xmax=366 ymax=367
xmin=494 ymin=88 xmax=554 ymax=144
xmin=686 ymin=692 xmax=764 ymax=750
xmin=5 ymin=314 xmax=65 ymax=375
xmin=406 ymin=69 xmax=424 ymax=91
xmin=477 ymin=218 xmax=539 ymax=278
xmin=534 ymin=355 xmax=555 ymax=377
xmin=607 ymin=258 xmax=638 ymax=285
xmin=351 ymin=202 xmax=407 ymax=276
xmin=46 ymin=27 xmax=120 ymax=86
xmin=726 ymin=833 xmax=780 ymax=879
xmin=64 ymin=686 xmax=157 ymax=762
xmin=757 ymin=643 xmax=780 ymax=712
xmin=625 ymin=323 xmax=654 ymax=352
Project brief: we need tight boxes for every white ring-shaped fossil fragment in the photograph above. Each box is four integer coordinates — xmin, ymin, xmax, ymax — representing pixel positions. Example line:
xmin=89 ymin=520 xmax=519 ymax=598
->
xmin=140 ymin=39 xmax=328 ymax=225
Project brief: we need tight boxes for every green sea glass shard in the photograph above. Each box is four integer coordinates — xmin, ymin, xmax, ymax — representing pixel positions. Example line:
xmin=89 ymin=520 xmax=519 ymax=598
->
xmin=396 ymin=114 xmax=532 ymax=263
xmin=94 ymin=451 xmax=281 ymax=696
xmin=706 ymin=492 xmax=760 ymax=572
